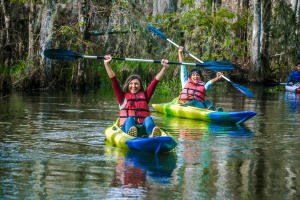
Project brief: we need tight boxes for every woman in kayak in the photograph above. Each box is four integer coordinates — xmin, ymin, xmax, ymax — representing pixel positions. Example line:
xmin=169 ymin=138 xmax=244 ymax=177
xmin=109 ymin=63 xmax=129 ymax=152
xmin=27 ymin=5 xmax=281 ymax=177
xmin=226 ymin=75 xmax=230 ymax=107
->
xmin=287 ymin=62 xmax=300 ymax=86
xmin=104 ymin=55 xmax=169 ymax=137
xmin=177 ymin=46 xmax=223 ymax=111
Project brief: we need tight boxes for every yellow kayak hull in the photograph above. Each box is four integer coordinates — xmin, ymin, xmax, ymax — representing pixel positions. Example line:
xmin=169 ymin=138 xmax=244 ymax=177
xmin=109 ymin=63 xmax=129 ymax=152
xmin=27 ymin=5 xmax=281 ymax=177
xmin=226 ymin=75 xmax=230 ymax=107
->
xmin=105 ymin=119 xmax=177 ymax=153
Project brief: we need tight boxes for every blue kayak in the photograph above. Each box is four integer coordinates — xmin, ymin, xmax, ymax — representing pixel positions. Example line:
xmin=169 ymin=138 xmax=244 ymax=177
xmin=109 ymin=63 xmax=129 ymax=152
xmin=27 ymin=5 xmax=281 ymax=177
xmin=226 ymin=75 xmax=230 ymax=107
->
xmin=105 ymin=119 xmax=177 ymax=154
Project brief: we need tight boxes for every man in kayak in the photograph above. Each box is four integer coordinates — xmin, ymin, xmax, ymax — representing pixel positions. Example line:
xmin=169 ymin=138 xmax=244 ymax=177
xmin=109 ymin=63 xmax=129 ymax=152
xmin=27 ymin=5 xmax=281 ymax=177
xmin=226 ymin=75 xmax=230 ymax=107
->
xmin=287 ymin=62 xmax=300 ymax=86
xmin=104 ymin=55 xmax=169 ymax=137
xmin=177 ymin=46 xmax=223 ymax=111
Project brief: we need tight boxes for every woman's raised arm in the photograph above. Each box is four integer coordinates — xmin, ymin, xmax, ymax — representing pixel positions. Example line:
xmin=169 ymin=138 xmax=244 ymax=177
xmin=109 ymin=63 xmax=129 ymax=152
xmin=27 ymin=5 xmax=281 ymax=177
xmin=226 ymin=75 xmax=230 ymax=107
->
xmin=104 ymin=55 xmax=115 ymax=78
xmin=155 ymin=59 xmax=169 ymax=81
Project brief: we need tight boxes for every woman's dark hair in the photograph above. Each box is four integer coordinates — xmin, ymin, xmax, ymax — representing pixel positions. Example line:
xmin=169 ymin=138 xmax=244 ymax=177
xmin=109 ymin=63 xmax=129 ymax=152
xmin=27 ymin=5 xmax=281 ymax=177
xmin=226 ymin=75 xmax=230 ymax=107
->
xmin=296 ymin=62 xmax=300 ymax=66
xmin=189 ymin=68 xmax=202 ymax=78
xmin=123 ymin=74 xmax=144 ymax=93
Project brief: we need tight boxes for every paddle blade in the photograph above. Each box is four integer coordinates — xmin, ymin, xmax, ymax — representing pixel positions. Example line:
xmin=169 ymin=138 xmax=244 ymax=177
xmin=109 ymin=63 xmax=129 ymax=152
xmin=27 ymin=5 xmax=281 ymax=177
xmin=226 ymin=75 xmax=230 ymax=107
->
xmin=147 ymin=26 xmax=167 ymax=39
xmin=231 ymin=82 xmax=254 ymax=98
xmin=44 ymin=49 xmax=81 ymax=61
xmin=198 ymin=61 xmax=234 ymax=71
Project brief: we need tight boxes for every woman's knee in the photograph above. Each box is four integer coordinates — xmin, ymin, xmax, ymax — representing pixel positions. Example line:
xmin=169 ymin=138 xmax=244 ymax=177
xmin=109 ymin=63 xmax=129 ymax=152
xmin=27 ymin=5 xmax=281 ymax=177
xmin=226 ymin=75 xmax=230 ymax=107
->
xmin=144 ymin=116 xmax=154 ymax=122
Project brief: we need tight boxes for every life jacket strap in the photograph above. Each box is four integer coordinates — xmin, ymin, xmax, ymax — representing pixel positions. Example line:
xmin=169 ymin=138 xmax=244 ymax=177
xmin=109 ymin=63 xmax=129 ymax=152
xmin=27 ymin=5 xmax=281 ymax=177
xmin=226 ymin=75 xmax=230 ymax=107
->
xmin=180 ymin=91 xmax=205 ymax=102
xmin=126 ymin=98 xmax=147 ymax=101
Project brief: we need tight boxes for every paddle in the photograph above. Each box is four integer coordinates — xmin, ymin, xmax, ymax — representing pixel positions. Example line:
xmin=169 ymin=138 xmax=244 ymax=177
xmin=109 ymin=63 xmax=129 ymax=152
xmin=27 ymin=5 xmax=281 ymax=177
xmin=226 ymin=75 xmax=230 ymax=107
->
xmin=44 ymin=49 xmax=234 ymax=71
xmin=263 ymin=81 xmax=287 ymax=86
xmin=147 ymin=26 xmax=255 ymax=98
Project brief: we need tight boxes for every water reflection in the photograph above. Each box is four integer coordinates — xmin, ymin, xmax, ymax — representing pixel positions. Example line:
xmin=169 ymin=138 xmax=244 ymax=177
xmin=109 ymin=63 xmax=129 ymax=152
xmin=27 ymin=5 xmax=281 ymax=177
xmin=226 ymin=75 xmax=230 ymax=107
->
xmin=153 ymin=114 xmax=256 ymax=199
xmin=1 ymin=89 xmax=300 ymax=200
xmin=104 ymin=147 xmax=176 ymax=198
xmin=284 ymin=92 xmax=300 ymax=113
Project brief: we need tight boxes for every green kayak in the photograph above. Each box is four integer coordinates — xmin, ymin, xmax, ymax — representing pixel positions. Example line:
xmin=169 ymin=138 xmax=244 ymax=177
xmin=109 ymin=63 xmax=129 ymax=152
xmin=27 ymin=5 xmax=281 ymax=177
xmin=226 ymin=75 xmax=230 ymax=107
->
xmin=152 ymin=98 xmax=256 ymax=125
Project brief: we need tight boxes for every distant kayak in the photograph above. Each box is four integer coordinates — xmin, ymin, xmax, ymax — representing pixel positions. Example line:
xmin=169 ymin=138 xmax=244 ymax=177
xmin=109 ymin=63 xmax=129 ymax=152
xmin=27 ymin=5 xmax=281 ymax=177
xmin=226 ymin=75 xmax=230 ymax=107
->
xmin=152 ymin=99 xmax=256 ymax=125
xmin=105 ymin=119 xmax=177 ymax=154
xmin=285 ymin=84 xmax=300 ymax=93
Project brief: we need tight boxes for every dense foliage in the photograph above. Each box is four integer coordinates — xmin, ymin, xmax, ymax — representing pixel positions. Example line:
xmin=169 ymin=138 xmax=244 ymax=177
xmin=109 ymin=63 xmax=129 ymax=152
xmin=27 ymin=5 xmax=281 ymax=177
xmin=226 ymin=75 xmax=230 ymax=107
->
xmin=0 ymin=0 xmax=299 ymax=92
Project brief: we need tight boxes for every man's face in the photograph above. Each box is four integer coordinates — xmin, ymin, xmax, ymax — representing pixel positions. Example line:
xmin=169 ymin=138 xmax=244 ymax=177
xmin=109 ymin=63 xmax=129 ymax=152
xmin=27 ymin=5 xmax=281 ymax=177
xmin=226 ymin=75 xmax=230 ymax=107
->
xmin=296 ymin=64 xmax=300 ymax=72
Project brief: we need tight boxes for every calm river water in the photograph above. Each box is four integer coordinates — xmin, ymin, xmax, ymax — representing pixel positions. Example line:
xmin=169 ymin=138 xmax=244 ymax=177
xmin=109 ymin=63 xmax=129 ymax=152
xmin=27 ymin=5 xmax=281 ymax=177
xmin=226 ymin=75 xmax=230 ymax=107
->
xmin=0 ymin=85 xmax=299 ymax=200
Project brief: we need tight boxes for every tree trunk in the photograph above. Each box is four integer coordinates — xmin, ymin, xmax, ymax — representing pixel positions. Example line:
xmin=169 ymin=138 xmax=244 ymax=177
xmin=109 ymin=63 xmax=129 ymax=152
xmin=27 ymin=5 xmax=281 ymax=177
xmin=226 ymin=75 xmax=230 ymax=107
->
xmin=0 ymin=0 xmax=10 ymax=45
xmin=292 ymin=0 xmax=300 ymax=60
xmin=28 ymin=0 xmax=35 ymax=60
xmin=250 ymin=0 xmax=262 ymax=82
xmin=212 ymin=0 xmax=222 ymax=11
xmin=290 ymin=0 xmax=299 ymax=15
xmin=38 ymin=0 xmax=58 ymax=87
xmin=293 ymin=0 xmax=300 ymax=21
xmin=39 ymin=0 xmax=57 ymax=63
xmin=153 ymin=0 xmax=177 ymax=15
xmin=242 ymin=0 xmax=250 ymax=63
xmin=250 ymin=0 xmax=272 ymax=82
xmin=76 ymin=0 xmax=90 ymax=89
xmin=1 ymin=0 xmax=11 ymax=66
xmin=236 ymin=0 xmax=241 ymax=39
xmin=260 ymin=0 xmax=272 ymax=80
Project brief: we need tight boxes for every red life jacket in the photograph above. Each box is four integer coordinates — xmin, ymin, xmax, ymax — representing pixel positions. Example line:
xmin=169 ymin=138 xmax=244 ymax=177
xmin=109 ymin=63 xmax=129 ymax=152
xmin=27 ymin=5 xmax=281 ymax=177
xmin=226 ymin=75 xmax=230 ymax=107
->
xmin=119 ymin=91 xmax=150 ymax=127
xmin=179 ymin=78 xmax=206 ymax=102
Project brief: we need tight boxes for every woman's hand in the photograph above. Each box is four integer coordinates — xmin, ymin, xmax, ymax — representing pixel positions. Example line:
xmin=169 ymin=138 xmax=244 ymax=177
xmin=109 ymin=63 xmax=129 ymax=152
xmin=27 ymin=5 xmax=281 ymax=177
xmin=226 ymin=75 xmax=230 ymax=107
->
xmin=178 ymin=46 xmax=184 ymax=53
xmin=156 ymin=59 xmax=169 ymax=81
xmin=216 ymin=72 xmax=223 ymax=79
xmin=211 ymin=72 xmax=224 ymax=83
xmin=104 ymin=55 xmax=112 ymax=64
xmin=178 ymin=46 xmax=184 ymax=62
xmin=103 ymin=55 xmax=115 ymax=78
xmin=161 ymin=59 xmax=169 ymax=68
xmin=289 ymin=82 xmax=294 ymax=85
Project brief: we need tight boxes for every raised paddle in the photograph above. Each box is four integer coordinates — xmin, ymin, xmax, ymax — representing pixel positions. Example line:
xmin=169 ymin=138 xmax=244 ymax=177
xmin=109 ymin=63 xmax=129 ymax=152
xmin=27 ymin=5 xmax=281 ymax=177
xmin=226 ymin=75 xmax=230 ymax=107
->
xmin=147 ymin=26 xmax=255 ymax=98
xmin=44 ymin=49 xmax=234 ymax=71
